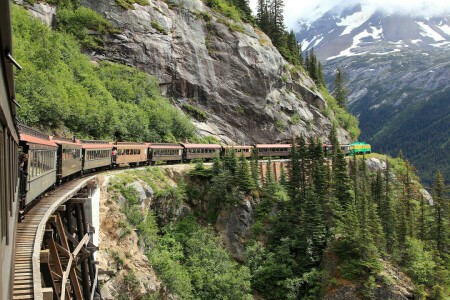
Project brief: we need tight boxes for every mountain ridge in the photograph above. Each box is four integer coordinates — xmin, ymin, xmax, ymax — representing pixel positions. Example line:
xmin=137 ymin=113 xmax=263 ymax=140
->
xmin=296 ymin=3 xmax=450 ymax=185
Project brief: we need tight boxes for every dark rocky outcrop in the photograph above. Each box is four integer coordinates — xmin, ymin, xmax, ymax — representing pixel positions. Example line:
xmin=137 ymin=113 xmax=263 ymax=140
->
xmin=215 ymin=195 xmax=258 ymax=262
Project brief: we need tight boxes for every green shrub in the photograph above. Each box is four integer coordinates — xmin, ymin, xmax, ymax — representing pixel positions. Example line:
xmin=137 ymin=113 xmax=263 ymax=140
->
xmin=217 ymin=18 xmax=245 ymax=33
xmin=289 ymin=115 xmax=300 ymax=125
xmin=151 ymin=20 xmax=168 ymax=35
xmin=319 ymin=86 xmax=360 ymax=140
xmin=115 ymin=0 xmax=150 ymax=10
xmin=276 ymin=120 xmax=286 ymax=131
xmin=182 ymin=104 xmax=207 ymax=122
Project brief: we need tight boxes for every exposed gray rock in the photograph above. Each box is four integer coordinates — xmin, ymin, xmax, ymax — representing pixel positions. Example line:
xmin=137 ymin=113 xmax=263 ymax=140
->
xmin=14 ymin=0 xmax=56 ymax=27
xmin=366 ymin=157 xmax=387 ymax=173
xmin=126 ymin=181 xmax=147 ymax=203
xmin=143 ymin=183 xmax=154 ymax=198
xmin=215 ymin=197 xmax=256 ymax=262
xmin=75 ymin=0 xmax=352 ymax=144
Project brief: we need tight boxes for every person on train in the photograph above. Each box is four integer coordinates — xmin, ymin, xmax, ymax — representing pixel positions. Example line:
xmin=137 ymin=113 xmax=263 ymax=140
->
xmin=112 ymin=147 xmax=117 ymax=164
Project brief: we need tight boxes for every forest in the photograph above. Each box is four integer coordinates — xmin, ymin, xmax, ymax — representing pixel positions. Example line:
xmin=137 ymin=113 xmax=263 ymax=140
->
xmin=111 ymin=127 xmax=448 ymax=299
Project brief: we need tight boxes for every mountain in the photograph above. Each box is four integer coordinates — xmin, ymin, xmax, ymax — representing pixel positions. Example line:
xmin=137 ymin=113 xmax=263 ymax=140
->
xmin=14 ymin=0 xmax=356 ymax=145
xmin=296 ymin=3 xmax=450 ymax=185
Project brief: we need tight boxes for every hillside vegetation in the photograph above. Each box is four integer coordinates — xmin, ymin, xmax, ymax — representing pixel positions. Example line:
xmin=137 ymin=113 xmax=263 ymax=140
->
xmin=13 ymin=4 xmax=195 ymax=142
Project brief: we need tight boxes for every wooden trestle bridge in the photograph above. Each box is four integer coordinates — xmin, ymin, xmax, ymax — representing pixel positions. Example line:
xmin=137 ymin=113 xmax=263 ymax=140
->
xmin=13 ymin=177 xmax=102 ymax=300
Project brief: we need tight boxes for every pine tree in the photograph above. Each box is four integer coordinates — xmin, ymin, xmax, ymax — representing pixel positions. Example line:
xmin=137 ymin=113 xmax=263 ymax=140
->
xmin=368 ymin=201 xmax=385 ymax=254
xmin=418 ymin=194 xmax=426 ymax=241
xmin=333 ymin=67 xmax=348 ymax=109
xmin=289 ymin=137 xmax=301 ymax=201
xmin=212 ymin=154 xmax=222 ymax=176
xmin=308 ymin=48 xmax=318 ymax=83
xmin=433 ymin=170 xmax=448 ymax=253
xmin=332 ymin=135 xmax=352 ymax=210
xmin=404 ymin=160 xmax=415 ymax=239
xmin=232 ymin=0 xmax=253 ymax=23
xmin=318 ymin=61 xmax=326 ymax=87
xmin=237 ymin=152 xmax=256 ymax=192
xmin=224 ymin=147 xmax=239 ymax=175
xmin=380 ymin=158 xmax=397 ymax=254
xmin=304 ymin=50 xmax=310 ymax=73
xmin=250 ymin=147 xmax=260 ymax=187
xmin=299 ymin=183 xmax=326 ymax=269
xmin=268 ymin=0 xmax=285 ymax=47
xmin=256 ymin=0 xmax=271 ymax=34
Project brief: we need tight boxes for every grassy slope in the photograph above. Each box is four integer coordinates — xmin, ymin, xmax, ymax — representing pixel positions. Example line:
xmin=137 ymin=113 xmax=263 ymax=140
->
xmin=12 ymin=4 xmax=195 ymax=142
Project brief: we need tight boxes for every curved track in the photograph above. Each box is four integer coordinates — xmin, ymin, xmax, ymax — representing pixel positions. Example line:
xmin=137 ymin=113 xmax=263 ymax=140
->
xmin=13 ymin=177 xmax=94 ymax=300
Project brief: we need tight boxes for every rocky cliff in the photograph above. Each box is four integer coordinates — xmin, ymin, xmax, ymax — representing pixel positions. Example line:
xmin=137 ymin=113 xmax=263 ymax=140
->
xmin=17 ymin=0 xmax=352 ymax=144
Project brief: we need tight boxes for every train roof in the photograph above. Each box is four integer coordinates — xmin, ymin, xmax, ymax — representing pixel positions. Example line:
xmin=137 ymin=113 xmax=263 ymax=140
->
xmin=20 ymin=133 xmax=58 ymax=148
xmin=79 ymin=139 xmax=113 ymax=149
xmin=150 ymin=143 xmax=183 ymax=149
xmin=256 ymin=144 xmax=292 ymax=148
xmin=0 ymin=0 xmax=18 ymax=142
xmin=222 ymin=145 xmax=253 ymax=149
xmin=181 ymin=143 xmax=222 ymax=149
xmin=51 ymin=136 xmax=82 ymax=146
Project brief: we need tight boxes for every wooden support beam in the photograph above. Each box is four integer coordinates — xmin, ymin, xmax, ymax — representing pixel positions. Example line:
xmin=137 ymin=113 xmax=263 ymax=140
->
xmin=40 ymin=250 xmax=50 ymax=264
xmin=56 ymin=205 xmax=66 ymax=212
xmin=42 ymin=287 xmax=54 ymax=300
xmin=75 ymin=204 xmax=91 ymax=300
xmin=68 ymin=198 xmax=87 ymax=204
xmin=55 ymin=243 xmax=71 ymax=259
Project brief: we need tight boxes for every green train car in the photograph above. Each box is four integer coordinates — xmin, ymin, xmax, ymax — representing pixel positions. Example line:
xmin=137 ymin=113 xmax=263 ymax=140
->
xmin=350 ymin=142 xmax=371 ymax=155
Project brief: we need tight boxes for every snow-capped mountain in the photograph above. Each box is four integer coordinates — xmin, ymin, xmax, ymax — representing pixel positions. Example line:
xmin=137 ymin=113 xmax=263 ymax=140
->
xmin=295 ymin=4 xmax=450 ymax=186
xmin=297 ymin=3 xmax=450 ymax=61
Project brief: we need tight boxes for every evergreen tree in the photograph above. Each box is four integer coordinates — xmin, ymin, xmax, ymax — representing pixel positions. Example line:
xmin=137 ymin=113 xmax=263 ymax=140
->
xmin=250 ymin=147 xmax=260 ymax=187
xmin=224 ymin=147 xmax=239 ymax=175
xmin=380 ymin=158 xmax=397 ymax=254
xmin=308 ymin=48 xmax=319 ymax=83
xmin=432 ymin=170 xmax=448 ymax=254
xmin=237 ymin=152 xmax=256 ymax=192
xmin=299 ymin=183 xmax=326 ymax=269
xmin=332 ymin=135 xmax=352 ymax=210
xmin=212 ymin=154 xmax=222 ymax=176
xmin=404 ymin=160 xmax=416 ymax=239
xmin=318 ymin=61 xmax=326 ymax=87
xmin=418 ymin=194 xmax=426 ymax=241
xmin=289 ymin=137 xmax=300 ymax=201
xmin=298 ymin=43 xmax=304 ymax=66
xmin=268 ymin=0 xmax=285 ymax=47
xmin=333 ymin=67 xmax=348 ymax=109
xmin=304 ymin=50 xmax=310 ymax=73
xmin=232 ymin=0 xmax=253 ymax=23
xmin=256 ymin=0 xmax=270 ymax=34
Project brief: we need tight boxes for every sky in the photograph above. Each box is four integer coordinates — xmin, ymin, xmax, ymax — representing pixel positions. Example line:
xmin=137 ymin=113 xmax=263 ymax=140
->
xmin=249 ymin=0 xmax=450 ymax=31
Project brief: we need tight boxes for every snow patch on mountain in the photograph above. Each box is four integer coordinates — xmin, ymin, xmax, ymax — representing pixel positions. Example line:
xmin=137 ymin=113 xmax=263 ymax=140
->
xmin=327 ymin=26 xmax=383 ymax=60
xmin=437 ymin=24 xmax=450 ymax=35
xmin=417 ymin=21 xmax=446 ymax=41
xmin=337 ymin=4 xmax=377 ymax=36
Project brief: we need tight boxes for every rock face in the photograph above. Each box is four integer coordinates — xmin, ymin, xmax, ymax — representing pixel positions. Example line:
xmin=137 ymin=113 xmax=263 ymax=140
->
xmin=73 ymin=0 xmax=351 ymax=144
xmin=97 ymin=175 xmax=161 ymax=300
xmin=215 ymin=195 xmax=257 ymax=262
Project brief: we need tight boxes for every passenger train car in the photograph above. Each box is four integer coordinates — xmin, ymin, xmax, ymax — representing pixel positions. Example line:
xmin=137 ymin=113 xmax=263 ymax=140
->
xmin=0 ymin=1 xmax=21 ymax=298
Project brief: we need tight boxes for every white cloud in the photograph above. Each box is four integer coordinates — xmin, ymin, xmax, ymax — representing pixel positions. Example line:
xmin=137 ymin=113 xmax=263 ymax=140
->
xmin=249 ymin=0 xmax=450 ymax=30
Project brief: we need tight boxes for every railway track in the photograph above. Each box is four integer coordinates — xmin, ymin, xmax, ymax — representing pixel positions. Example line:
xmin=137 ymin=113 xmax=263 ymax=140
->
xmin=13 ymin=177 xmax=95 ymax=300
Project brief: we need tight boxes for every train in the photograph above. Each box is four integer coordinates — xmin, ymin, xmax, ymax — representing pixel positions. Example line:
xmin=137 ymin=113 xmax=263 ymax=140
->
xmin=18 ymin=122 xmax=371 ymax=211
xmin=1 ymin=1 xmax=21 ymax=298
